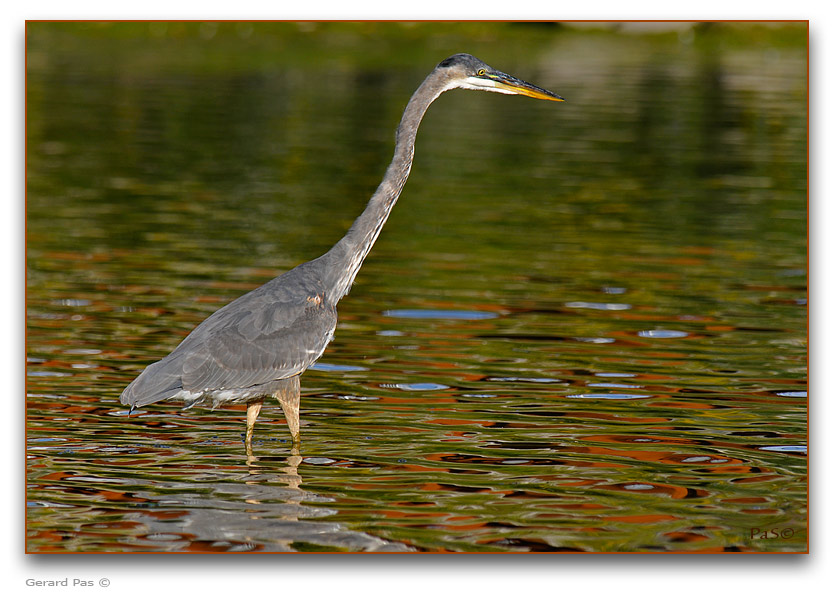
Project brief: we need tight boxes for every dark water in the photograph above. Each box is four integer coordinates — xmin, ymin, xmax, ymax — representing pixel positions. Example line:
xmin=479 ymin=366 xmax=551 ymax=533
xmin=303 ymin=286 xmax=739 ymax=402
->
xmin=26 ymin=22 xmax=807 ymax=552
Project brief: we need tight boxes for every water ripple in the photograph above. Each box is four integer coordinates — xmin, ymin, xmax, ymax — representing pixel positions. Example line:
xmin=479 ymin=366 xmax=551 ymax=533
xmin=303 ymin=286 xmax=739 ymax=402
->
xmin=565 ymin=301 xmax=631 ymax=311
xmin=382 ymin=382 xmax=451 ymax=391
xmin=638 ymin=329 xmax=689 ymax=338
xmin=566 ymin=393 xmax=653 ymax=400
xmin=383 ymin=309 xmax=498 ymax=320
xmin=759 ymin=445 xmax=807 ymax=454
xmin=310 ymin=362 xmax=367 ymax=372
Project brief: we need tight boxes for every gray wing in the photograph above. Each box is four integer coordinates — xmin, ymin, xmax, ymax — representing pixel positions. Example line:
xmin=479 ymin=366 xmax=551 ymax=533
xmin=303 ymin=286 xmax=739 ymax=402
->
xmin=120 ymin=264 xmax=336 ymax=407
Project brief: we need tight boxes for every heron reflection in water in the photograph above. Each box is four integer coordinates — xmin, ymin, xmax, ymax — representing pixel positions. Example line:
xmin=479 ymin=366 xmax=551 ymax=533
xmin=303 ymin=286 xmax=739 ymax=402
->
xmin=120 ymin=54 xmax=564 ymax=452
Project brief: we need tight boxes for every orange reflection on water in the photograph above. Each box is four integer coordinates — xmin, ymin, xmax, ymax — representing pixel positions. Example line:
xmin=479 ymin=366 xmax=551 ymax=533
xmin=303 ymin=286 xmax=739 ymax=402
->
xmin=596 ymin=482 xmax=709 ymax=499
xmin=606 ymin=514 xmax=681 ymax=523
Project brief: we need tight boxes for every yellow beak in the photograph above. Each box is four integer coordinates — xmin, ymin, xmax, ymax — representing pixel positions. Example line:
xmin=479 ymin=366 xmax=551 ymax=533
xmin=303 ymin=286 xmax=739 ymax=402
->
xmin=490 ymin=72 xmax=565 ymax=102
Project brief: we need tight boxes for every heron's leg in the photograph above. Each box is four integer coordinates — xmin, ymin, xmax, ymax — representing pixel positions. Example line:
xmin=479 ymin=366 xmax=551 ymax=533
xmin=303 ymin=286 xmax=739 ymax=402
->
xmin=276 ymin=376 xmax=301 ymax=444
xmin=245 ymin=399 xmax=263 ymax=451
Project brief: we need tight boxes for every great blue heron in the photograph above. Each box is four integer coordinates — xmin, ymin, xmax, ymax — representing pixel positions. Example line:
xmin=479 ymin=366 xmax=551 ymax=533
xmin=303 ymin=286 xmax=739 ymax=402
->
xmin=120 ymin=53 xmax=563 ymax=450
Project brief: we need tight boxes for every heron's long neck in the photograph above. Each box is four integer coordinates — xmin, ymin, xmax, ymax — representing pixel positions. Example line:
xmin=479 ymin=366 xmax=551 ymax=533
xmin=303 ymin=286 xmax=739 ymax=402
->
xmin=323 ymin=73 xmax=447 ymax=301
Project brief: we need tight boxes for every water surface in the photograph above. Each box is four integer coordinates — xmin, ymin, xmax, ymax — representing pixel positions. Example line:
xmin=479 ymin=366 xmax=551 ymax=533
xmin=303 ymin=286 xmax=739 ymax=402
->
xmin=26 ymin=22 xmax=807 ymax=552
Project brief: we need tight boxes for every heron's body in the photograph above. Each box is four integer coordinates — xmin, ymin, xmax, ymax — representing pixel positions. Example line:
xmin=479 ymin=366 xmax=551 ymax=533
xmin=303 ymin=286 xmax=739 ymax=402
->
xmin=120 ymin=54 xmax=563 ymax=450
xmin=121 ymin=260 xmax=335 ymax=409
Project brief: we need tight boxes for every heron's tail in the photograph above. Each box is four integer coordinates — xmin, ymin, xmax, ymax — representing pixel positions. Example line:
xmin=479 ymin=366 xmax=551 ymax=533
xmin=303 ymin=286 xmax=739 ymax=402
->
xmin=120 ymin=355 xmax=185 ymax=408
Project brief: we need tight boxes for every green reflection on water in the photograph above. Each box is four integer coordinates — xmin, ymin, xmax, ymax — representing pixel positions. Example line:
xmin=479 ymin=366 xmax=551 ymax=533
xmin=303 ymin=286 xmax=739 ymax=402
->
xmin=27 ymin=22 xmax=806 ymax=553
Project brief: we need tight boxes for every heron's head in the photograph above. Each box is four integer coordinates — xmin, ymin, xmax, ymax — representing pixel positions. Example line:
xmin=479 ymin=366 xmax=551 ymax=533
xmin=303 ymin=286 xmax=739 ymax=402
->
xmin=436 ymin=53 xmax=564 ymax=102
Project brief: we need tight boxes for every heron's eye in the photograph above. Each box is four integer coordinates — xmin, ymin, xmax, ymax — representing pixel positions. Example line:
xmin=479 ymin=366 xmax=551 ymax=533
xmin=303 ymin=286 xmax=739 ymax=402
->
xmin=477 ymin=68 xmax=486 ymax=76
